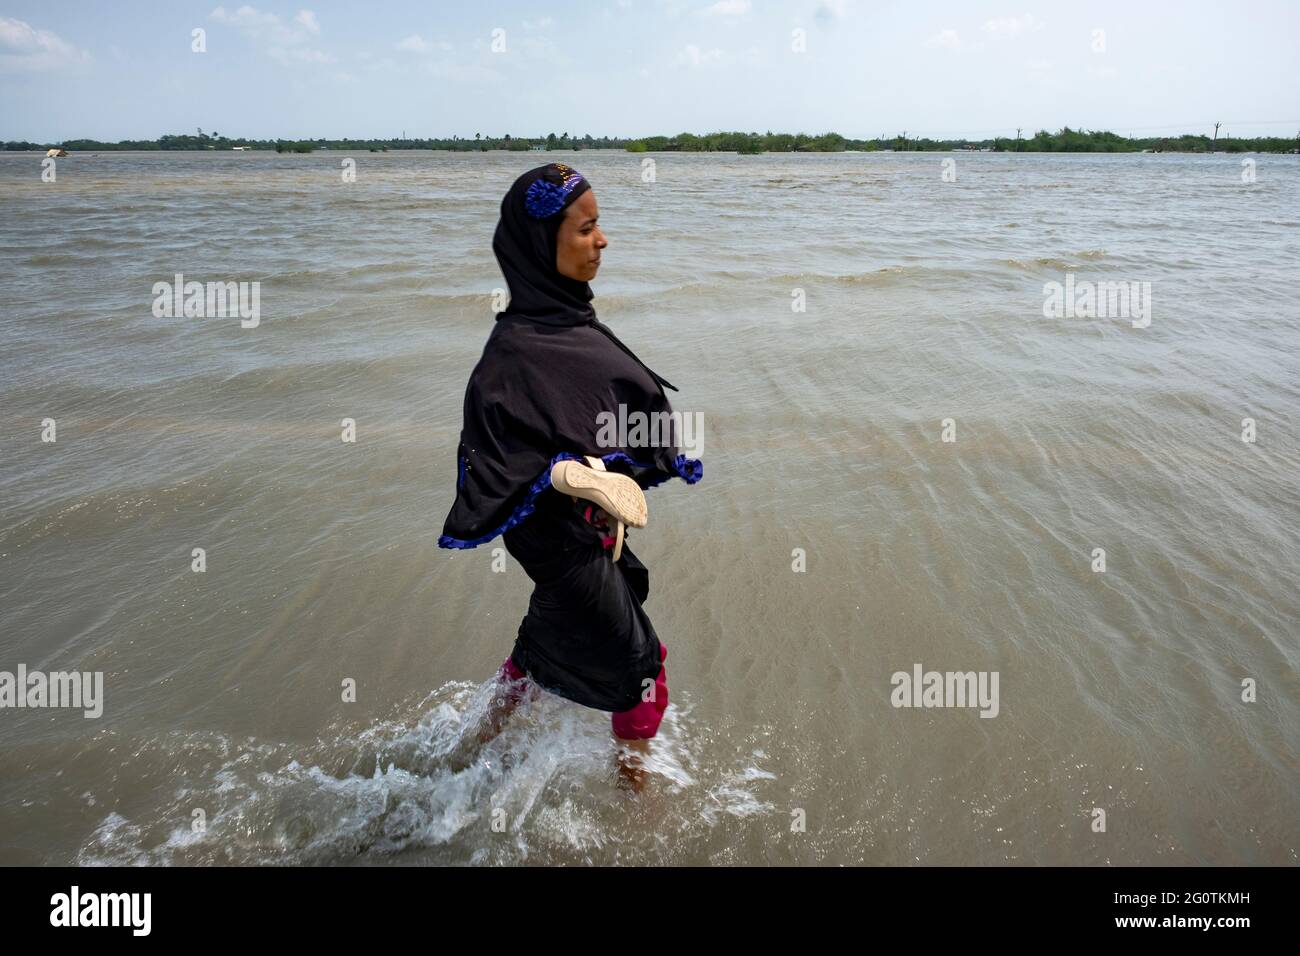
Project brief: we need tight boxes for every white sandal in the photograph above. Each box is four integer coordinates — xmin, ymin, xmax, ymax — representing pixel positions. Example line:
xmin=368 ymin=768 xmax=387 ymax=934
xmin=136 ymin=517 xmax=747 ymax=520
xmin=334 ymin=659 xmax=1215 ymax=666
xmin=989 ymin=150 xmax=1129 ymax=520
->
xmin=551 ymin=456 xmax=647 ymax=561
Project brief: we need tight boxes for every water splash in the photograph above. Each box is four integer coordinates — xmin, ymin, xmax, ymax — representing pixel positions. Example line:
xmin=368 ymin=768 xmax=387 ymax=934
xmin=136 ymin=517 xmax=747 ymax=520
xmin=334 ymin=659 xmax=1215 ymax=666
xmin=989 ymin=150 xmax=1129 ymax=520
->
xmin=76 ymin=676 xmax=776 ymax=865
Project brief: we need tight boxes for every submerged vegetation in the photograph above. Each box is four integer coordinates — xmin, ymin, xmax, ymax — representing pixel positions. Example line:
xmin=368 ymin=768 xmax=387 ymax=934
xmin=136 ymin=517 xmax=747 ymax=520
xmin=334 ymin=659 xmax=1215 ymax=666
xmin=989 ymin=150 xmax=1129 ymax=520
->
xmin=5 ymin=127 xmax=1297 ymax=154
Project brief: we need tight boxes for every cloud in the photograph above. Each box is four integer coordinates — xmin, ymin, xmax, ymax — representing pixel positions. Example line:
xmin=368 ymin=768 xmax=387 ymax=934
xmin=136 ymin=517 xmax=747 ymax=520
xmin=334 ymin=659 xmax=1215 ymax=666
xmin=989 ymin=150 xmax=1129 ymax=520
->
xmin=210 ymin=5 xmax=285 ymax=39
xmin=0 ymin=16 xmax=91 ymax=72
xmin=1026 ymin=58 xmax=1052 ymax=71
xmin=396 ymin=34 xmax=432 ymax=53
xmin=982 ymin=14 xmax=1044 ymax=37
xmin=701 ymin=0 xmax=750 ymax=15
xmin=675 ymin=43 xmax=724 ymax=66
xmin=268 ymin=46 xmax=334 ymax=64
xmin=486 ymin=24 xmax=567 ymax=65
xmin=923 ymin=29 xmax=961 ymax=50
xmin=209 ymin=6 xmax=330 ymax=63
xmin=814 ymin=0 xmax=848 ymax=25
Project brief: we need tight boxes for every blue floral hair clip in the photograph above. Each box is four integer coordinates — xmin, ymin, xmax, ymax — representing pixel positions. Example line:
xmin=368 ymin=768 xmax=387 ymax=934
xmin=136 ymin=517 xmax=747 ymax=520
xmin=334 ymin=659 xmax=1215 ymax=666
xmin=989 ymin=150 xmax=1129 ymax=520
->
xmin=524 ymin=163 xmax=586 ymax=219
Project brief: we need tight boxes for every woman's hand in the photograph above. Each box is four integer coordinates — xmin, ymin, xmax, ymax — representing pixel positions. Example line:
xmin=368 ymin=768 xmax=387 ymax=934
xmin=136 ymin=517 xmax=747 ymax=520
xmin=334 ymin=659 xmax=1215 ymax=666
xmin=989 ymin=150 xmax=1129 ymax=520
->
xmin=581 ymin=504 xmax=613 ymax=530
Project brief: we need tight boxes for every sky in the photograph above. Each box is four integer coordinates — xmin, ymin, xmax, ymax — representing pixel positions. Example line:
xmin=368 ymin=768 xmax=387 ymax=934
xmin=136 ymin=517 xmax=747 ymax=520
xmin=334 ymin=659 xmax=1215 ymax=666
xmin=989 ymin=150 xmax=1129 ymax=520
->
xmin=1 ymin=0 xmax=1297 ymax=142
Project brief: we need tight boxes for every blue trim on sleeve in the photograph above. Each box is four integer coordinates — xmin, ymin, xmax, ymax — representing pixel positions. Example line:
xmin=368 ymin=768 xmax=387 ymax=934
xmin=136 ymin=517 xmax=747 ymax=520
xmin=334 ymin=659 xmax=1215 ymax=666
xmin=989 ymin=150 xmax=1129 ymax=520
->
xmin=438 ymin=451 xmax=581 ymax=551
xmin=437 ymin=451 xmax=703 ymax=551
xmin=600 ymin=451 xmax=703 ymax=488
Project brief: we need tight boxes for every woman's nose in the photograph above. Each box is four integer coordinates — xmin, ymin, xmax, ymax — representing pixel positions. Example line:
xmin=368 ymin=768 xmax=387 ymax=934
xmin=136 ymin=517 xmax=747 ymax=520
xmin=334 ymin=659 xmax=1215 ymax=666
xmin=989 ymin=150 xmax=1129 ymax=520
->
xmin=595 ymin=229 xmax=608 ymax=248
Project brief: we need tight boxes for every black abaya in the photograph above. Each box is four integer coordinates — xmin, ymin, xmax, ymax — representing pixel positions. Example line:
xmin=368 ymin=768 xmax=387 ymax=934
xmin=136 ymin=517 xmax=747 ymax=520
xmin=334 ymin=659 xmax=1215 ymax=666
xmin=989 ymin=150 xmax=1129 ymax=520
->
xmin=501 ymin=481 xmax=661 ymax=712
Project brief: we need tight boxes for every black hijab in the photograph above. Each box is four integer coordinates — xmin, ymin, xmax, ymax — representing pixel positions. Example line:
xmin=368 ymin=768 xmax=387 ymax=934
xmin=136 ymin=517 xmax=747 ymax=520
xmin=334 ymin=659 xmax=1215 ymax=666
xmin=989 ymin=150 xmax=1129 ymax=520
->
xmin=491 ymin=162 xmax=596 ymax=327
xmin=438 ymin=163 xmax=703 ymax=549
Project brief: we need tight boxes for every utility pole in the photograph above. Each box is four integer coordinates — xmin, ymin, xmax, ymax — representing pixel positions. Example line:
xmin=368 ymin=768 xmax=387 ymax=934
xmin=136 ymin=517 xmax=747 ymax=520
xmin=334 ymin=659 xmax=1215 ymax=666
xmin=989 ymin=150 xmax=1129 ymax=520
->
xmin=1213 ymin=122 xmax=1221 ymax=146
xmin=1016 ymin=127 xmax=1022 ymax=152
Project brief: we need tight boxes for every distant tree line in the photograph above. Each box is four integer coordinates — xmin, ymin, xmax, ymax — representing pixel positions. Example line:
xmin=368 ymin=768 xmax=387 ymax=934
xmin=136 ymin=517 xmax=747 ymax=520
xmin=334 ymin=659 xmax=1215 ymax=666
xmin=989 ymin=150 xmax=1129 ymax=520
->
xmin=984 ymin=127 xmax=1297 ymax=153
xmin=4 ymin=127 xmax=1297 ymax=154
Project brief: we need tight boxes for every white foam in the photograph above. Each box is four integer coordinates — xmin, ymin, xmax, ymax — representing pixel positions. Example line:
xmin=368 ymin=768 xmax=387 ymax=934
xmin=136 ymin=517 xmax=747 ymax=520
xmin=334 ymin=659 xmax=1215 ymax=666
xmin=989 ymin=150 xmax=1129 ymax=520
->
xmin=76 ymin=678 xmax=778 ymax=865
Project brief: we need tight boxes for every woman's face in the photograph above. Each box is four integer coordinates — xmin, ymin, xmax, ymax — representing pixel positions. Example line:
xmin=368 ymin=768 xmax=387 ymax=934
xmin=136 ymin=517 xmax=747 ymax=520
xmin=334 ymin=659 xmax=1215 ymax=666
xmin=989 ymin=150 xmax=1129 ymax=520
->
xmin=555 ymin=189 xmax=607 ymax=282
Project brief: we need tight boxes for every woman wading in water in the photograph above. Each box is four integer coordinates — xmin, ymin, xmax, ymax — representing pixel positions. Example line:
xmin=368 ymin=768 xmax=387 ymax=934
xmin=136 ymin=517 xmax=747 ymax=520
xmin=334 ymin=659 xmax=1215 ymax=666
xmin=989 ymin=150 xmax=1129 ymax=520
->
xmin=438 ymin=163 xmax=703 ymax=787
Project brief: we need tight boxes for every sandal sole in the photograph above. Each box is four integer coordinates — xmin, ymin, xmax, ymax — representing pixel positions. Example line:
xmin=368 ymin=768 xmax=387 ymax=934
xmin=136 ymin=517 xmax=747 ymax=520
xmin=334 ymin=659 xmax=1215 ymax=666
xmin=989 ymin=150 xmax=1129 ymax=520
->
xmin=552 ymin=460 xmax=648 ymax=528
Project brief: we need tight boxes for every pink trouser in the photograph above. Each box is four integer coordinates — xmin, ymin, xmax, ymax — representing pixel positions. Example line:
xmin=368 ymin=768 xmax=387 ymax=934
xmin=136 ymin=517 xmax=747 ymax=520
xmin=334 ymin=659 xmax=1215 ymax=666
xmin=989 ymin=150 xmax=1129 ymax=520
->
xmin=497 ymin=643 xmax=669 ymax=740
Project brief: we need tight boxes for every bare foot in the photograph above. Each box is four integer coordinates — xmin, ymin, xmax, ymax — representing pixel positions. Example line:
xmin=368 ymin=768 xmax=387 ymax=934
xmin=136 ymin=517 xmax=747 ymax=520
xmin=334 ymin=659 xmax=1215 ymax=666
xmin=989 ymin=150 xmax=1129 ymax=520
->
xmin=614 ymin=737 xmax=651 ymax=792
xmin=446 ymin=677 xmax=529 ymax=772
